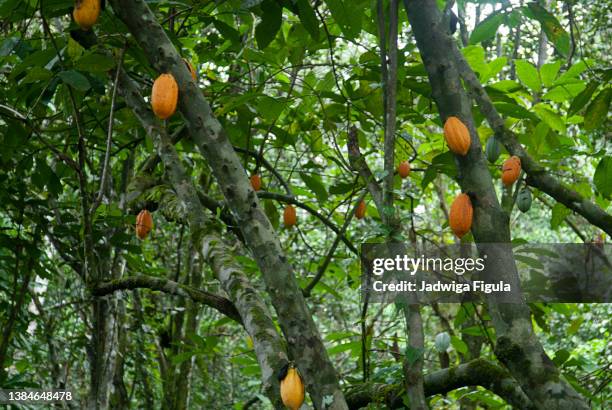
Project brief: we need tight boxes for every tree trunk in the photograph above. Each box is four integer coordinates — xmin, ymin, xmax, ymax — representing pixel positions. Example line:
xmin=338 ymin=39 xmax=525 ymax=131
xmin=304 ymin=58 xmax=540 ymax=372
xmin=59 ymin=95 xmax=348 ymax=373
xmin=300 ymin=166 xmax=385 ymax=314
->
xmin=401 ymin=1 xmax=589 ymax=408
xmin=108 ymin=1 xmax=348 ymax=407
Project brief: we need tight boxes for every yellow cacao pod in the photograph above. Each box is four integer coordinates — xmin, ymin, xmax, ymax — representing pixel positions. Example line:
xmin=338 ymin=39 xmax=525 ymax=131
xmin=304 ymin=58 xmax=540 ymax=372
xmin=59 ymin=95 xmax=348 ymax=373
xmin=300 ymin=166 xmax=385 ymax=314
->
xmin=73 ymin=0 xmax=101 ymax=30
xmin=397 ymin=161 xmax=411 ymax=178
xmin=501 ymin=156 xmax=521 ymax=186
xmin=280 ymin=365 xmax=305 ymax=410
xmin=449 ymin=193 xmax=473 ymax=239
xmin=355 ymin=200 xmax=366 ymax=219
xmin=135 ymin=209 xmax=153 ymax=240
xmin=283 ymin=205 xmax=296 ymax=228
xmin=151 ymin=73 xmax=179 ymax=120
xmin=443 ymin=116 xmax=471 ymax=156
xmin=250 ymin=174 xmax=261 ymax=191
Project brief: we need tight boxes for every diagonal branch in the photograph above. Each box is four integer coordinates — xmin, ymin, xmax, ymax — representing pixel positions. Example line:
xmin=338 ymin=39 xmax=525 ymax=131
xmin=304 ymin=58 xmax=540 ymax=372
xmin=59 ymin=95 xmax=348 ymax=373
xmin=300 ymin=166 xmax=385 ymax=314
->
xmin=92 ymin=275 xmax=242 ymax=324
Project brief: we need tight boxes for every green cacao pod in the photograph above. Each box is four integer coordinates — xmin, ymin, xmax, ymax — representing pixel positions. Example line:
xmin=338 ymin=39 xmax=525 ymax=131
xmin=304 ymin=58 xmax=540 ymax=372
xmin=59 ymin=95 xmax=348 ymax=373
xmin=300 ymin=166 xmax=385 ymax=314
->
xmin=485 ymin=137 xmax=502 ymax=164
xmin=517 ymin=188 xmax=532 ymax=213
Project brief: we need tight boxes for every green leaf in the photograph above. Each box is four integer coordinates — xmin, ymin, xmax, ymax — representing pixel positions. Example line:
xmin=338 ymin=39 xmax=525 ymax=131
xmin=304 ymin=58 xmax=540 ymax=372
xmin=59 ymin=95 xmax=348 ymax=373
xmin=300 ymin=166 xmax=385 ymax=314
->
xmin=300 ymin=172 xmax=328 ymax=203
xmin=526 ymin=3 xmax=570 ymax=57
xmin=255 ymin=0 xmax=282 ymax=49
xmin=550 ymin=202 xmax=570 ymax=230
xmin=540 ymin=60 xmax=561 ymax=87
xmin=256 ymin=95 xmax=285 ymax=121
xmin=295 ymin=0 xmax=319 ymax=40
xmin=462 ymin=45 xmax=488 ymax=78
xmin=450 ymin=336 xmax=468 ymax=355
xmin=75 ymin=53 xmax=116 ymax=73
xmin=263 ymin=200 xmax=280 ymax=229
xmin=567 ymin=317 xmax=584 ymax=335
xmin=469 ymin=12 xmax=504 ymax=45
xmin=593 ymin=157 xmax=612 ymax=199
xmin=329 ymin=181 xmax=354 ymax=195
xmin=21 ymin=66 xmax=53 ymax=84
xmin=325 ymin=0 xmax=362 ymax=39
xmin=533 ymin=103 xmax=566 ymax=134
xmin=515 ymin=60 xmax=541 ymax=92
xmin=583 ymin=88 xmax=611 ymax=131
xmin=568 ymin=81 xmax=598 ymax=116
xmin=552 ymin=349 xmax=570 ymax=366
xmin=542 ymin=83 xmax=586 ymax=103
xmin=58 ymin=70 xmax=90 ymax=91
xmin=494 ymin=102 xmax=538 ymax=121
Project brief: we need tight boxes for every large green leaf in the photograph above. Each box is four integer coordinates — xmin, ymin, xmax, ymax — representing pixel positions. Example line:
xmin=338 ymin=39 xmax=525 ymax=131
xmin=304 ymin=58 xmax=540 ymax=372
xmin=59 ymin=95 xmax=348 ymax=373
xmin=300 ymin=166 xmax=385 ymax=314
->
xmin=255 ymin=0 xmax=282 ymax=49
xmin=583 ymin=88 xmax=611 ymax=131
xmin=325 ymin=0 xmax=363 ymax=39
xmin=300 ymin=172 xmax=328 ymax=203
xmin=58 ymin=70 xmax=90 ymax=91
xmin=593 ymin=157 xmax=612 ymax=199
xmin=540 ymin=61 xmax=561 ymax=87
xmin=568 ymin=81 xmax=598 ymax=116
xmin=469 ymin=12 xmax=504 ymax=45
xmin=533 ymin=103 xmax=566 ymax=134
xmin=515 ymin=60 xmax=541 ymax=92
xmin=525 ymin=3 xmax=570 ymax=57
xmin=295 ymin=0 xmax=320 ymax=40
xmin=550 ymin=202 xmax=570 ymax=230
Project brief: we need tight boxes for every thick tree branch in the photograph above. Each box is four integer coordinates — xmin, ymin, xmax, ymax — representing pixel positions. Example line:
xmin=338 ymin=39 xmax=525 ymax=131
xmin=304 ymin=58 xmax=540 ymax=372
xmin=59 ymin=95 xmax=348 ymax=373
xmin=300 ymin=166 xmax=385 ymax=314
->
xmin=92 ymin=275 xmax=242 ymax=324
xmin=451 ymin=47 xmax=612 ymax=236
xmin=116 ymin=67 xmax=288 ymax=406
xmin=108 ymin=5 xmax=348 ymax=406
xmin=402 ymin=1 xmax=588 ymax=408
xmin=347 ymin=126 xmax=384 ymax=212
xmin=345 ymin=358 xmax=535 ymax=410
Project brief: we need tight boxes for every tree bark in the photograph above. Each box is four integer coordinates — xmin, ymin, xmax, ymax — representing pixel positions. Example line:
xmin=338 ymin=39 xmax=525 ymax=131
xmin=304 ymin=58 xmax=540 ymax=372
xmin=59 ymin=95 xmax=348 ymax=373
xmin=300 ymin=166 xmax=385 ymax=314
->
xmin=345 ymin=358 xmax=535 ymax=409
xmin=108 ymin=1 xmax=347 ymax=407
xmin=402 ymin=1 xmax=589 ymax=409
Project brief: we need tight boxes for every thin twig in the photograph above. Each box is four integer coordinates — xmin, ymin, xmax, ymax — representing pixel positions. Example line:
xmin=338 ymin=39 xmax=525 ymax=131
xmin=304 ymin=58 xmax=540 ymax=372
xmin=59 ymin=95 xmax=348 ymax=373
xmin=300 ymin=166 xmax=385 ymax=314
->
xmin=91 ymin=45 xmax=127 ymax=214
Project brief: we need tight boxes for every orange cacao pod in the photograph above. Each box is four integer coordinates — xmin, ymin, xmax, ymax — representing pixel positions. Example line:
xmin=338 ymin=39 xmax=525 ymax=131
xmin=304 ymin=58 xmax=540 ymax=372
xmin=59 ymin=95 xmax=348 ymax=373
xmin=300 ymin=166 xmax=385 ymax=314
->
xmin=280 ymin=365 xmax=305 ymax=410
xmin=501 ymin=156 xmax=521 ymax=186
xmin=136 ymin=209 xmax=153 ymax=240
xmin=183 ymin=58 xmax=197 ymax=81
xmin=449 ymin=193 xmax=473 ymax=238
xmin=397 ymin=161 xmax=411 ymax=178
xmin=250 ymin=174 xmax=261 ymax=191
xmin=283 ymin=205 xmax=296 ymax=227
xmin=443 ymin=116 xmax=471 ymax=156
xmin=151 ymin=73 xmax=179 ymax=120
xmin=355 ymin=200 xmax=366 ymax=219
xmin=73 ymin=0 xmax=101 ymax=30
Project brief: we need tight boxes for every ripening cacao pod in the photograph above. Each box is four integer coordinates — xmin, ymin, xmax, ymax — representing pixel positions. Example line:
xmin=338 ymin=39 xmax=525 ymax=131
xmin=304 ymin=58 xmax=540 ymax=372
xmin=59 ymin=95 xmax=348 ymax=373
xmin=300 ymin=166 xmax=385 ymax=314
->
xmin=501 ymin=156 xmax=521 ymax=186
xmin=279 ymin=364 xmax=305 ymax=410
xmin=449 ymin=193 xmax=473 ymax=238
xmin=516 ymin=188 xmax=532 ymax=213
xmin=136 ymin=209 xmax=153 ymax=240
xmin=355 ymin=200 xmax=366 ymax=219
xmin=485 ymin=137 xmax=502 ymax=164
xmin=250 ymin=174 xmax=261 ymax=191
xmin=183 ymin=58 xmax=197 ymax=81
xmin=283 ymin=205 xmax=296 ymax=227
xmin=73 ymin=0 xmax=101 ymax=30
xmin=151 ymin=73 xmax=179 ymax=120
xmin=443 ymin=116 xmax=471 ymax=156
xmin=397 ymin=161 xmax=411 ymax=178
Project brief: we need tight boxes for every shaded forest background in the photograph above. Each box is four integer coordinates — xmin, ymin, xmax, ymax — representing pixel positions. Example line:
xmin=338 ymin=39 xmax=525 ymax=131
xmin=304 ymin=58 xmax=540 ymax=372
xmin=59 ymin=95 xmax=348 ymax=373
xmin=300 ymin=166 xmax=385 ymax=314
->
xmin=0 ymin=0 xmax=610 ymax=409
